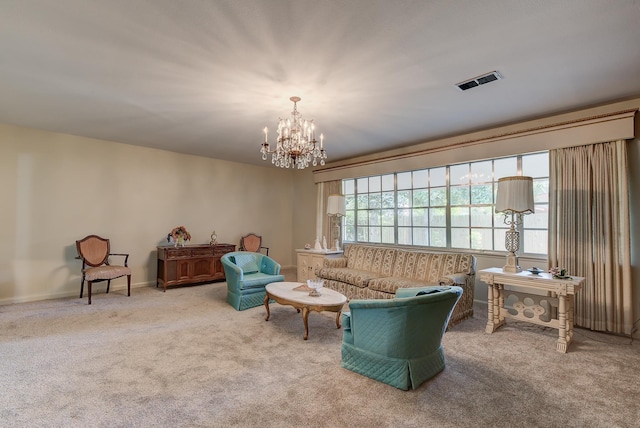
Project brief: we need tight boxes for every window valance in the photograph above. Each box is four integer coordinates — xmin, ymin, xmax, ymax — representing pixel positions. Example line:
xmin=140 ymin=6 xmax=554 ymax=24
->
xmin=313 ymin=108 xmax=636 ymax=183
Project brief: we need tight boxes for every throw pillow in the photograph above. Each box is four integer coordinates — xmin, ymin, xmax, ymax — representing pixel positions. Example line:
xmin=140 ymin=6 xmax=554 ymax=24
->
xmin=234 ymin=253 xmax=260 ymax=274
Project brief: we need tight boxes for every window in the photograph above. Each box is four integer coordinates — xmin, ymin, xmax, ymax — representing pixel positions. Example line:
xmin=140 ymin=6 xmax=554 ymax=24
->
xmin=342 ymin=152 xmax=549 ymax=255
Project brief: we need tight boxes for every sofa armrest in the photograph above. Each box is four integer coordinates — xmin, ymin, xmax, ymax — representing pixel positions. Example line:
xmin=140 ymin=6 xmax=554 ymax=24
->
xmin=324 ymin=257 xmax=347 ymax=268
xmin=439 ymin=273 xmax=468 ymax=286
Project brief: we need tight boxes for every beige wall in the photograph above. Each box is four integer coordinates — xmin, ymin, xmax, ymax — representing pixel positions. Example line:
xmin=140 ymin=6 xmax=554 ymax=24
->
xmin=0 ymin=123 xmax=317 ymax=304
xmin=290 ymin=168 xmax=319 ymax=259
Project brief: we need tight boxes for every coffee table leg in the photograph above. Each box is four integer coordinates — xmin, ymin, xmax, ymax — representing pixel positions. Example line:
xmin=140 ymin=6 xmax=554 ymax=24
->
xmin=302 ymin=306 xmax=309 ymax=340
xmin=264 ymin=293 xmax=271 ymax=321
xmin=335 ymin=311 xmax=342 ymax=329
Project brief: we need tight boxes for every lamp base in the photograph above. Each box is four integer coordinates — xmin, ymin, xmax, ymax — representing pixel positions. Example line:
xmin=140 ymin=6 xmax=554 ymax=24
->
xmin=503 ymin=252 xmax=522 ymax=273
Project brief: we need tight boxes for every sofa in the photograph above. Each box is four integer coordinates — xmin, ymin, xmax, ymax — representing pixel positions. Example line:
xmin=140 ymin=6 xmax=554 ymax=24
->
xmin=315 ymin=244 xmax=476 ymax=326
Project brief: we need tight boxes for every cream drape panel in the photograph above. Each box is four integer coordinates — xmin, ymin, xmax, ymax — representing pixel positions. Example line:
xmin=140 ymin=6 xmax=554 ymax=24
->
xmin=548 ymin=140 xmax=633 ymax=335
xmin=316 ymin=180 xmax=342 ymax=247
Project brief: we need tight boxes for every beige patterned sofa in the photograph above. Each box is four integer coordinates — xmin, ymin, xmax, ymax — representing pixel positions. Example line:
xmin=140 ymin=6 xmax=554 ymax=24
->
xmin=315 ymin=244 xmax=476 ymax=326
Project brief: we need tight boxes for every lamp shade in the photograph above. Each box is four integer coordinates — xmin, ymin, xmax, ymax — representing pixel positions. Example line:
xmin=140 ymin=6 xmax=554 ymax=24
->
xmin=495 ymin=176 xmax=535 ymax=214
xmin=327 ymin=194 xmax=346 ymax=216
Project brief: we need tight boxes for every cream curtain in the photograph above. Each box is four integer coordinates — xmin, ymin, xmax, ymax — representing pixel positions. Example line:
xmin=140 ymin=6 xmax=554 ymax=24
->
xmin=548 ymin=140 xmax=633 ymax=334
xmin=316 ymin=180 xmax=342 ymax=248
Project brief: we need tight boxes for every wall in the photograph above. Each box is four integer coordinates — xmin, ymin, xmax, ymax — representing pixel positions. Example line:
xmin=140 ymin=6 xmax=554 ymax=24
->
xmin=0 ymin=123 xmax=312 ymax=304
xmin=290 ymin=168 xmax=318 ymax=259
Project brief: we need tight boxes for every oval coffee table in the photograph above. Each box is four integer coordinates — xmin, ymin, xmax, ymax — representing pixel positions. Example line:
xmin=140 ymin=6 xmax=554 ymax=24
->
xmin=264 ymin=281 xmax=347 ymax=340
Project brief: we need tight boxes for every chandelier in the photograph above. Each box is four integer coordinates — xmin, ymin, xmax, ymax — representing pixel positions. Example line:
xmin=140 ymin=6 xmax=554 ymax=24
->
xmin=260 ymin=96 xmax=327 ymax=169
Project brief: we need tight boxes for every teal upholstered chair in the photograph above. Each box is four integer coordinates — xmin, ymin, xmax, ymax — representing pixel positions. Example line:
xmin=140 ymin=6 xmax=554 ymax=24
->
xmin=341 ymin=286 xmax=463 ymax=390
xmin=221 ymin=251 xmax=285 ymax=311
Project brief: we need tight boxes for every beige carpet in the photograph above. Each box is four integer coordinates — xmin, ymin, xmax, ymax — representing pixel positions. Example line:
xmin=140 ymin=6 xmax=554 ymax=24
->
xmin=1 ymin=277 xmax=639 ymax=428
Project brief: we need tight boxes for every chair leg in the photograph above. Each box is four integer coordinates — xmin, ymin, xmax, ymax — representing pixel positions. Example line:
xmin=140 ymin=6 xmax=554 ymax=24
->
xmin=106 ymin=279 xmax=111 ymax=294
xmin=79 ymin=277 xmax=85 ymax=298
xmin=127 ymin=275 xmax=131 ymax=297
xmin=88 ymin=281 xmax=92 ymax=305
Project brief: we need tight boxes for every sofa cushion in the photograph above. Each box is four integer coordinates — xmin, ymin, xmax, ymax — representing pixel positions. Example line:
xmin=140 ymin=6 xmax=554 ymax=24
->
xmin=315 ymin=267 xmax=382 ymax=288
xmin=234 ymin=253 xmax=260 ymax=274
xmin=393 ymin=250 xmax=474 ymax=282
xmin=345 ymin=245 xmax=396 ymax=276
xmin=368 ymin=276 xmax=440 ymax=294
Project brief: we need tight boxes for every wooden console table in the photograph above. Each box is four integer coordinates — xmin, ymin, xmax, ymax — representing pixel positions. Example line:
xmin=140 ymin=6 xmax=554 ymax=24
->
xmin=480 ymin=267 xmax=585 ymax=353
xmin=157 ymin=244 xmax=235 ymax=291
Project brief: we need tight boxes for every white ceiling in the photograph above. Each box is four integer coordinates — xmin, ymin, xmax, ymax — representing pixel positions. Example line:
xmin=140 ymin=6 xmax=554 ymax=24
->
xmin=1 ymin=0 xmax=640 ymax=167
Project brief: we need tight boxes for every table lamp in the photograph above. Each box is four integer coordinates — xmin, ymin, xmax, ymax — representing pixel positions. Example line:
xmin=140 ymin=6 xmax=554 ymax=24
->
xmin=327 ymin=194 xmax=346 ymax=251
xmin=495 ymin=176 xmax=534 ymax=273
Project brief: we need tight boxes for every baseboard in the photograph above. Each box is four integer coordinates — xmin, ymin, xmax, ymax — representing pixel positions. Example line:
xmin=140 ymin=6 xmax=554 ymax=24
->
xmin=0 ymin=281 xmax=154 ymax=306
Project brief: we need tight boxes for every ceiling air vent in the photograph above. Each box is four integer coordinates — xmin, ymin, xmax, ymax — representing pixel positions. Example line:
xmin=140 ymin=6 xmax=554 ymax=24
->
xmin=456 ymin=71 xmax=503 ymax=91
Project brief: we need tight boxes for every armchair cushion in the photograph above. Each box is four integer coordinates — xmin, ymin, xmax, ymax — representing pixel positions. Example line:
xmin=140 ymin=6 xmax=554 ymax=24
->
xmin=233 ymin=253 xmax=260 ymax=274
xmin=83 ymin=265 xmax=131 ymax=282
xmin=241 ymin=272 xmax=281 ymax=289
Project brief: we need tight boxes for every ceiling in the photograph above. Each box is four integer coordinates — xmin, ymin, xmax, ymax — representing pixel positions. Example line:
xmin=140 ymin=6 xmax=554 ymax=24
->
xmin=2 ymin=0 xmax=640 ymax=167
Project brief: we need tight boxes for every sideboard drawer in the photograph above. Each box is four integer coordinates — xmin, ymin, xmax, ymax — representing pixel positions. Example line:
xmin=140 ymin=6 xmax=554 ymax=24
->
xmin=162 ymin=248 xmax=192 ymax=260
xmin=214 ymin=245 xmax=235 ymax=255
xmin=192 ymin=248 xmax=216 ymax=257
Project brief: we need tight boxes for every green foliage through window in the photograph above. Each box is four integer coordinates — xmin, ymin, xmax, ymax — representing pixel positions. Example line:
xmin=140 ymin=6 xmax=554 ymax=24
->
xmin=341 ymin=153 xmax=549 ymax=255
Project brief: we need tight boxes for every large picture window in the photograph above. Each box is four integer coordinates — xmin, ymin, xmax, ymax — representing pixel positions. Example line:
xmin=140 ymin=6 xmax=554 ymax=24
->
xmin=342 ymin=152 xmax=549 ymax=255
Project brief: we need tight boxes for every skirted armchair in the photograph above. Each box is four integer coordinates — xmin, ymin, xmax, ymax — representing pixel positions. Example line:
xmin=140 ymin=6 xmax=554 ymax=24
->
xmin=341 ymin=286 xmax=463 ymax=390
xmin=221 ymin=251 xmax=285 ymax=311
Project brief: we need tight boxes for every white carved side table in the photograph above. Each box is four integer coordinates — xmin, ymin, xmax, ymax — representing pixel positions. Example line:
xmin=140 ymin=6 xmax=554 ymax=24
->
xmin=479 ymin=267 xmax=585 ymax=353
xmin=295 ymin=249 xmax=343 ymax=282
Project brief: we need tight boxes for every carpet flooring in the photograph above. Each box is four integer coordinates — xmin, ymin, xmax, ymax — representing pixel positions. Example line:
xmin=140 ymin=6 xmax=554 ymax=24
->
xmin=1 ymin=279 xmax=639 ymax=428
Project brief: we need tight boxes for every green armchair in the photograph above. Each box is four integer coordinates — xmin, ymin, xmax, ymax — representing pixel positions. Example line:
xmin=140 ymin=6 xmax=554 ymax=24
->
xmin=341 ymin=286 xmax=463 ymax=390
xmin=221 ymin=251 xmax=285 ymax=311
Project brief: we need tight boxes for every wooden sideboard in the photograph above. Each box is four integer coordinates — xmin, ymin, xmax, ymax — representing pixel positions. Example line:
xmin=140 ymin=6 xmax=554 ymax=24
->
xmin=157 ymin=244 xmax=235 ymax=291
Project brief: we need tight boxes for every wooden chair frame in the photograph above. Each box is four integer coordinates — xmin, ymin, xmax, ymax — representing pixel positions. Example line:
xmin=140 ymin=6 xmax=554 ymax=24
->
xmin=76 ymin=235 xmax=131 ymax=304
xmin=239 ymin=233 xmax=269 ymax=256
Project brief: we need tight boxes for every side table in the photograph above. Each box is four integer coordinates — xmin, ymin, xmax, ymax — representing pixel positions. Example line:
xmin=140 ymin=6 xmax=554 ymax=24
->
xmin=296 ymin=249 xmax=343 ymax=282
xmin=479 ymin=267 xmax=585 ymax=353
